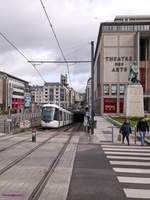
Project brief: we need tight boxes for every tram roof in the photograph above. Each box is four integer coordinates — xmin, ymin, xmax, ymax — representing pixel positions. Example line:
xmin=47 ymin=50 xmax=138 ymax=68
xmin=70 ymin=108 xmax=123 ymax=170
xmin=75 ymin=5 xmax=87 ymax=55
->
xmin=42 ymin=104 xmax=72 ymax=114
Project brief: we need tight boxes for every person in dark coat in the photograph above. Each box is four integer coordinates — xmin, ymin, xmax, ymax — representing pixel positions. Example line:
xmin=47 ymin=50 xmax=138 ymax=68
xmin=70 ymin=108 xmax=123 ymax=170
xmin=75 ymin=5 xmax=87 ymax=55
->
xmin=136 ymin=117 xmax=149 ymax=146
xmin=119 ymin=119 xmax=132 ymax=145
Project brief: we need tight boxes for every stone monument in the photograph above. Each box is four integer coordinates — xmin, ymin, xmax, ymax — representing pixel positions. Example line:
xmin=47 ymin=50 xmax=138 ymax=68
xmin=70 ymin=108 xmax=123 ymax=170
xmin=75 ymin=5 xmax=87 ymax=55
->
xmin=124 ymin=61 xmax=144 ymax=117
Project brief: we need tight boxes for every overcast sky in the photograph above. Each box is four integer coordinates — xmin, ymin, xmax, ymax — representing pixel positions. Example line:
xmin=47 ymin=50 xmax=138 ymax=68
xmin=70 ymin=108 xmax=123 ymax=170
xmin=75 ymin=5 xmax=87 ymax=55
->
xmin=0 ymin=0 xmax=150 ymax=92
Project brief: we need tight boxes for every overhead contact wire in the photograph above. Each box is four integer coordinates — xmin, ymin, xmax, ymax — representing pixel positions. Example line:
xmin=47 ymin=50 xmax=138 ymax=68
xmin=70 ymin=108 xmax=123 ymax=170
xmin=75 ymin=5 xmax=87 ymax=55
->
xmin=40 ymin=0 xmax=71 ymax=85
xmin=0 ymin=31 xmax=46 ymax=83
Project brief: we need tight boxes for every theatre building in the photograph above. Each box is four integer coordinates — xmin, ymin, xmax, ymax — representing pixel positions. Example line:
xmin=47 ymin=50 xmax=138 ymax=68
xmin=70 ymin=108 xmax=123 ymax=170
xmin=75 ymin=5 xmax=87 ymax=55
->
xmin=94 ymin=15 xmax=150 ymax=114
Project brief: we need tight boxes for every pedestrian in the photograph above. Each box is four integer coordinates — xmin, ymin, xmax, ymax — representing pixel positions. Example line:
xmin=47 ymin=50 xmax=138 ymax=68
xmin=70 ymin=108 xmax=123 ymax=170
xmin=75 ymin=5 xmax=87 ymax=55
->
xmin=119 ymin=119 xmax=132 ymax=145
xmin=136 ymin=117 xmax=149 ymax=146
xmin=83 ymin=107 xmax=91 ymax=133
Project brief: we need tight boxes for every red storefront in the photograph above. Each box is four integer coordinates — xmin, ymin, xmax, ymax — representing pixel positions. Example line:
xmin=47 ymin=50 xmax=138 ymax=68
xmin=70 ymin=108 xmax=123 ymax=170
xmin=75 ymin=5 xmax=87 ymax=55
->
xmin=12 ymin=98 xmax=24 ymax=109
xmin=119 ymin=98 xmax=124 ymax=113
xmin=104 ymin=98 xmax=117 ymax=113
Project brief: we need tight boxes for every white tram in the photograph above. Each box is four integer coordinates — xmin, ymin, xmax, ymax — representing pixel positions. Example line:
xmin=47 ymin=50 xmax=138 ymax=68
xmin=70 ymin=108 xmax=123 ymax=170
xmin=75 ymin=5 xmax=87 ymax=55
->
xmin=41 ymin=104 xmax=73 ymax=128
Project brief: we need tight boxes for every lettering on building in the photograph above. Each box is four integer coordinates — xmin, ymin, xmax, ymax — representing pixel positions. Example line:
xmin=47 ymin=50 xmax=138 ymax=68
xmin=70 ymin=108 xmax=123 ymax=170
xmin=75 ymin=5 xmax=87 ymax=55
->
xmin=105 ymin=56 xmax=132 ymax=72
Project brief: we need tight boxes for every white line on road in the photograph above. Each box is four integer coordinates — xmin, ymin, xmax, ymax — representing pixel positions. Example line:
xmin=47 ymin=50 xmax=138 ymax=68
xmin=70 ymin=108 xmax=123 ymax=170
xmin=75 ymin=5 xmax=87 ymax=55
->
xmin=118 ymin=176 xmax=150 ymax=184
xmin=124 ymin=188 xmax=150 ymax=199
xmin=102 ymin=145 xmax=150 ymax=149
xmin=103 ymin=148 xmax=150 ymax=152
xmin=110 ymin=161 xmax=150 ymax=166
xmin=114 ymin=168 xmax=150 ymax=174
xmin=105 ymin=151 xmax=150 ymax=156
xmin=107 ymin=155 xmax=150 ymax=160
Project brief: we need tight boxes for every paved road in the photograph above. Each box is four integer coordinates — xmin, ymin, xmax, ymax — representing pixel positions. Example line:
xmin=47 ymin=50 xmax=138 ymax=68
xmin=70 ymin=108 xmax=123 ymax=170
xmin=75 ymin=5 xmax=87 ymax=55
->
xmin=0 ymin=117 xmax=149 ymax=200
xmin=102 ymin=144 xmax=150 ymax=199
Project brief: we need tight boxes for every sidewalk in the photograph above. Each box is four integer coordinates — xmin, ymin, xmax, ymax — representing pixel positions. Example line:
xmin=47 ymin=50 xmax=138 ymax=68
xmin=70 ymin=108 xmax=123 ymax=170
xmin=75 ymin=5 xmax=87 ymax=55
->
xmin=67 ymin=116 xmax=127 ymax=200
xmin=67 ymin=116 xmax=143 ymax=200
xmin=91 ymin=116 xmax=141 ymax=145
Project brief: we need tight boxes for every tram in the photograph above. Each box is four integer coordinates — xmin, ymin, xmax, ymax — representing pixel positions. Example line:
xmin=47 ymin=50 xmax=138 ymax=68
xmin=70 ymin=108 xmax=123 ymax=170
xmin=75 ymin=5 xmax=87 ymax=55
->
xmin=41 ymin=104 xmax=73 ymax=128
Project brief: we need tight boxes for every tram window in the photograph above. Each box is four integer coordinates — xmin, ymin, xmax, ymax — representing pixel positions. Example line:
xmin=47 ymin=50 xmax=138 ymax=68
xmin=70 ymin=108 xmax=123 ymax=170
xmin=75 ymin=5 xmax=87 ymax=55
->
xmin=42 ymin=107 xmax=54 ymax=122
xmin=54 ymin=108 xmax=59 ymax=120
xmin=64 ymin=112 xmax=66 ymax=121
xmin=60 ymin=111 xmax=62 ymax=121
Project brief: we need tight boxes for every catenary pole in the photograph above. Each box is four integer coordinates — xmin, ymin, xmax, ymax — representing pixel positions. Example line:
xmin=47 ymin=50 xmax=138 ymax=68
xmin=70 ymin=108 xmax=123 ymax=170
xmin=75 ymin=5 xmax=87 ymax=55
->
xmin=91 ymin=41 xmax=94 ymax=135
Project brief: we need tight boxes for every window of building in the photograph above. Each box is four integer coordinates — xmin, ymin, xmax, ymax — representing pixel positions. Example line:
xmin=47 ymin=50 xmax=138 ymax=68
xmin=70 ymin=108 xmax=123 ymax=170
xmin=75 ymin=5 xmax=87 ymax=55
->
xmin=140 ymin=39 xmax=149 ymax=61
xmin=119 ymin=84 xmax=125 ymax=95
xmin=60 ymin=89 xmax=65 ymax=101
xmin=104 ymin=84 xmax=109 ymax=95
xmin=49 ymin=89 xmax=54 ymax=101
xmin=111 ymin=84 xmax=117 ymax=95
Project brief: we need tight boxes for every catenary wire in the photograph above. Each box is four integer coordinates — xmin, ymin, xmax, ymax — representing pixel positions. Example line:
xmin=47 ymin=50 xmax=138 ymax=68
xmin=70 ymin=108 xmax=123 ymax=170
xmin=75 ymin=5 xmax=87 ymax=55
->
xmin=40 ymin=0 xmax=71 ymax=85
xmin=0 ymin=31 xmax=46 ymax=83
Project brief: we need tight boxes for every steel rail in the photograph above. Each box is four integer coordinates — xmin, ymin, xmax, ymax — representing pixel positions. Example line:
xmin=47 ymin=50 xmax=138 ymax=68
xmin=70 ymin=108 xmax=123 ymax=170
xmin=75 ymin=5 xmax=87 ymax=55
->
xmin=0 ymin=131 xmax=62 ymax=176
xmin=28 ymin=131 xmax=75 ymax=200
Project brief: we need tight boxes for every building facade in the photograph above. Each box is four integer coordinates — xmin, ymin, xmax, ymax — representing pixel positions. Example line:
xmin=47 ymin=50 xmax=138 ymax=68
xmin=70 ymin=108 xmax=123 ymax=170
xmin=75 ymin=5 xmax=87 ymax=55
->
xmin=94 ymin=16 xmax=150 ymax=114
xmin=43 ymin=82 xmax=70 ymax=108
xmin=0 ymin=71 xmax=29 ymax=111
xmin=85 ymin=78 xmax=92 ymax=113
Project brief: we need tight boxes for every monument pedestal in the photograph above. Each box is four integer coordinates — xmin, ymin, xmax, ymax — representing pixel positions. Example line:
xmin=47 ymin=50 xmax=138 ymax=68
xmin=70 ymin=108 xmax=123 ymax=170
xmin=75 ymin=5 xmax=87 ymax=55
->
xmin=125 ymin=84 xmax=144 ymax=117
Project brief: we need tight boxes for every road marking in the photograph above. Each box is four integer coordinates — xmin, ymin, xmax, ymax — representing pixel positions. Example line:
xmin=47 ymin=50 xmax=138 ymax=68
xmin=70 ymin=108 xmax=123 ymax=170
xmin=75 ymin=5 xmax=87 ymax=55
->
xmin=103 ymin=148 xmax=150 ymax=152
xmin=110 ymin=161 xmax=150 ymax=166
xmin=105 ymin=151 xmax=150 ymax=156
xmin=114 ymin=168 xmax=150 ymax=174
xmin=118 ymin=176 xmax=150 ymax=184
xmin=124 ymin=188 xmax=150 ymax=199
xmin=107 ymin=155 xmax=150 ymax=160
xmin=102 ymin=145 xmax=150 ymax=149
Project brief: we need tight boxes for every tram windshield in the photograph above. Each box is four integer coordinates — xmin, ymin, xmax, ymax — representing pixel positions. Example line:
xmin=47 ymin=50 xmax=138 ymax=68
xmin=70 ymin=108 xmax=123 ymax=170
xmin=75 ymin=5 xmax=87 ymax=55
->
xmin=42 ymin=107 xmax=54 ymax=122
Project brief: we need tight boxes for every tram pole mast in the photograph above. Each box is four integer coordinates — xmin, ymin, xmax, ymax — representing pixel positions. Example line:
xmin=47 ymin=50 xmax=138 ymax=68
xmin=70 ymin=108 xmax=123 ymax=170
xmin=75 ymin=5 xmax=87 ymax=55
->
xmin=91 ymin=41 xmax=94 ymax=135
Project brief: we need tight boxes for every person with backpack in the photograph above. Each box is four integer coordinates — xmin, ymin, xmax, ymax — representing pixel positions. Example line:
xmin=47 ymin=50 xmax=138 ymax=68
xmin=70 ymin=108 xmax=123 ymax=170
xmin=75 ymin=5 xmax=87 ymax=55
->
xmin=136 ymin=117 xmax=149 ymax=146
xmin=119 ymin=119 xmax=132 ymax=145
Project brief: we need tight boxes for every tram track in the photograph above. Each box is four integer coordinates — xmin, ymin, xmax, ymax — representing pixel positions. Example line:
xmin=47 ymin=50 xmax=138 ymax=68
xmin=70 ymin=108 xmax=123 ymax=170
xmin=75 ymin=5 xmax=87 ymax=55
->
xmin=0 ymin=122 xmax=81 ymax=175
xmin=0 ymin=123 xmax=81 ymax=199
xmin=28 ymin=130 xmax=75 ymax=200
xmin=0 ymin=130 xmax=65 ymax=176
xmin=0 ymin=126 xmax=67 ymax=154
xmin=0 ymin=123 xmax=80 ymax=177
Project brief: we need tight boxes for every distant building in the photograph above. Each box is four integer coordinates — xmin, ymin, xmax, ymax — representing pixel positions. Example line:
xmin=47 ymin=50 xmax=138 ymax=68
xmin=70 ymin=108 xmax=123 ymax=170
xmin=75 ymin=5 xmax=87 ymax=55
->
xmin=0 ymin=71 xmax=29 ymax=111
xmin=30 ymin=74 xmax=85 ymax=110
xmin=43 ymin=82 xmax=70 ymax=108
xmin=60 ymin=74 xmax=68 ymax=87
xmin=94 ymin=15 xmax=150 ymax=114
xmin=31 ymin=85 xmax=44 ymax=105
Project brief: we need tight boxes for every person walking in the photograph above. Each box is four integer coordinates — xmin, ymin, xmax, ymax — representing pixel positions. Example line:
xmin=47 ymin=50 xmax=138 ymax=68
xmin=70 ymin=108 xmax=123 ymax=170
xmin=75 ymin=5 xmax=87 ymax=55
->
xmin=119 ymin=119 xmax=132 ymax=145
xmin=83 ymin=107 xmax=91 ymax=133
xmin=136 ymin=117 xmax=149 ymax=146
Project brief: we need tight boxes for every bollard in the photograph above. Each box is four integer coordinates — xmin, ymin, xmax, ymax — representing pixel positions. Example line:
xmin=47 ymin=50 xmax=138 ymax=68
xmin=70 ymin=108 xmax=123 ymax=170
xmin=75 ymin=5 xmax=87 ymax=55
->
xmin=32 ymin=128 xmax=36 ymax=142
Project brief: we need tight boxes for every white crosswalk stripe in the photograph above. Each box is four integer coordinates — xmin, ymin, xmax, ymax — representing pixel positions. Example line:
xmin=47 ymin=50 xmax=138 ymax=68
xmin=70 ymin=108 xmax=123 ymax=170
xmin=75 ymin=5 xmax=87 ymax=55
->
xmin=102 ymin=144 xmax=150 ymax=199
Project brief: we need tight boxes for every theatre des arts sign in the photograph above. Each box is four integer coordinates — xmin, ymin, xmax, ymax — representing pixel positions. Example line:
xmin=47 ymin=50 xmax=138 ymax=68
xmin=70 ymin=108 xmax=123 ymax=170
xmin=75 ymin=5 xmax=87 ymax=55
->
xmin=104 ymin=56 xmax=133 ymax=82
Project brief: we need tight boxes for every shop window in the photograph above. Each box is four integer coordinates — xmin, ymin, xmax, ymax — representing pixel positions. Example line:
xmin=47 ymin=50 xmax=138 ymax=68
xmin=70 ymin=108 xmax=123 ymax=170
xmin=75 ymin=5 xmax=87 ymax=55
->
xmin=111 ymin=84 xmax=117 ymax=95
xmin=104 ymin=84 xmax=109 ymax=95
xmin=119 ymin=84 xmax=125 ymax=95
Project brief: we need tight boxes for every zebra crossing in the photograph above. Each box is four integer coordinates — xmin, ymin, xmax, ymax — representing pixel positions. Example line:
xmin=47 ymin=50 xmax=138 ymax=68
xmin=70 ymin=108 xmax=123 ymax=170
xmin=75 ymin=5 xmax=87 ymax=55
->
xmin=102 ymin=144 xmax=150 ymax=199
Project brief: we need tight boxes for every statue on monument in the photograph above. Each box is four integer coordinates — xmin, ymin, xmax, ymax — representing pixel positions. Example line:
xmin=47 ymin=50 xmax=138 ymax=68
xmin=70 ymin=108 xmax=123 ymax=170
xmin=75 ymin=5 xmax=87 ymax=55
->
xmin=128 ymin=61 xmax=140 ymax=84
